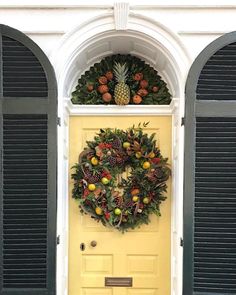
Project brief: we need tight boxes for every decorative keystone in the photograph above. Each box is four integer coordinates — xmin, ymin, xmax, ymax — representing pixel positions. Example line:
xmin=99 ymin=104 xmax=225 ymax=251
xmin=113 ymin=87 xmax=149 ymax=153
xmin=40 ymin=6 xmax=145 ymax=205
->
xmin=114 ymin=2 xmax=129 ymax=30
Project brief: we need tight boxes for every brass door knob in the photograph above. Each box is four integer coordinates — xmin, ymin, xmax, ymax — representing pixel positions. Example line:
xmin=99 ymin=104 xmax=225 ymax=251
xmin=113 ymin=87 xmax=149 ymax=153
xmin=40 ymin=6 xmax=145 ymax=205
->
xmin=90 ymin=240 xmax=97 ymax=247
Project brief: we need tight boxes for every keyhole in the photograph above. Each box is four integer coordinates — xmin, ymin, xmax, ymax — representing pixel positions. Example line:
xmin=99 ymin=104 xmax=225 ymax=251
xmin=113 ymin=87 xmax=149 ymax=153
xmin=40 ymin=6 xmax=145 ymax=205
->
xmin=80 ymin=243 xmax=85 ymax=251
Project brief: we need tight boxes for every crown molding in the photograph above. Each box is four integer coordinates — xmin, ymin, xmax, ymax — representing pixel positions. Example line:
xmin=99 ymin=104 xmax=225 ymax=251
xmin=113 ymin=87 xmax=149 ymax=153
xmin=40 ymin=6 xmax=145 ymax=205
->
xmin=0 ymin=1 xmax=236 ymax=9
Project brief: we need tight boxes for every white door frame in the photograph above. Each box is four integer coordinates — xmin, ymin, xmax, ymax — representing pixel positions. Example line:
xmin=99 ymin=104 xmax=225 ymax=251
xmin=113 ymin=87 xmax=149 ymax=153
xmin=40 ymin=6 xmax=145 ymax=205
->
xmin=51 ymin=9 xmax=191 ymax=295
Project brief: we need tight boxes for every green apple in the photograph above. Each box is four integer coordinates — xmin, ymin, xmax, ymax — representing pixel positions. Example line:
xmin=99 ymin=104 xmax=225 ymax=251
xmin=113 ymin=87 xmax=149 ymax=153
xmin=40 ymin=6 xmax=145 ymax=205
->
xmin=114 ymin=208 xmax=122 ymax=215
xmin=101 ymin=177 xmax=109 ymax=185
xmin=143 ymin=197 xmax=150 ymax=204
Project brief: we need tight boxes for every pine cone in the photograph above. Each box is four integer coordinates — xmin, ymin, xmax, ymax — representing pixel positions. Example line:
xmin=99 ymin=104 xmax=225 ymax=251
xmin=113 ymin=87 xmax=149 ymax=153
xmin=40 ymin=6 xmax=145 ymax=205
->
xmin=122 ymin=155 xmax=129 ymax=163
xmin=107 ymin=156 xmax=117 ymax=166
xmin=154 ymin=169 xmax=164 ymax=179
xmin=116 ymin=157 xmax=124 ymax=166
xmin=112 ymin=138 xmax=122 ymax=149
xmin=125 ymin=200 xmax=133 ymax=208
xmin=114 ymin=196 xmax=123 ymax=207
xmin=88 ymin=172 xmax=101 ymax=183
xmin=83 ymin=167 xmax=93 ymax=180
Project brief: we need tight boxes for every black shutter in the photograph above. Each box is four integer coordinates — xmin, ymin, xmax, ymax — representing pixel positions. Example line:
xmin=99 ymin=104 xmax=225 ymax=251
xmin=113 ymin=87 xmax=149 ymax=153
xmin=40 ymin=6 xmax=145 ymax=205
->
xmin=184 ymin=32 xmax=236 ymax=295
xmin=0 ymin=25 xmax=57 ymax=295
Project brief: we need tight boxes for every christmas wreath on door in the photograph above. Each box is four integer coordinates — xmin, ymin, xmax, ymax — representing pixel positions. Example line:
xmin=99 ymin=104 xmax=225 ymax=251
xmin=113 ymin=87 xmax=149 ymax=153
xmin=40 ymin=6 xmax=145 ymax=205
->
xmin=72 ymin=123 xmax=171 ymax=232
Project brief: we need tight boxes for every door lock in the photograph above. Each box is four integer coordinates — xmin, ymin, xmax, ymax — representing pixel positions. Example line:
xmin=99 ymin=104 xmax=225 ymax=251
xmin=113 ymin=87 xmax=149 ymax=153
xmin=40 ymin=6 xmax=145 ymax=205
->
xmin=80 ymin=243 xmax=85 ymax=251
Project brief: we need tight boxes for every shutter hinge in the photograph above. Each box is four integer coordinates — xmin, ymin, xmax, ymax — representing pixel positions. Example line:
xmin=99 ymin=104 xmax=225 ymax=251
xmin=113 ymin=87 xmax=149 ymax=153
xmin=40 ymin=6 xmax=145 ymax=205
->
xmin=181 ymin=117 xmax=185 ymax=126
xmin=57 ymin=235 xmax=60 ymax=245
xmin=180 ymin=238 xmax=184 ymax=247
xmin=57 ymin=117 xmax=61 ymax=126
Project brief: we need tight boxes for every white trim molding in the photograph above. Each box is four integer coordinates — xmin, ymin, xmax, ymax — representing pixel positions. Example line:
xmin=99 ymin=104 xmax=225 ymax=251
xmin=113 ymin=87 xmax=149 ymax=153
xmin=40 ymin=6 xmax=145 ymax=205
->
xmin=66 ymin=99 xmax=177 ymax=116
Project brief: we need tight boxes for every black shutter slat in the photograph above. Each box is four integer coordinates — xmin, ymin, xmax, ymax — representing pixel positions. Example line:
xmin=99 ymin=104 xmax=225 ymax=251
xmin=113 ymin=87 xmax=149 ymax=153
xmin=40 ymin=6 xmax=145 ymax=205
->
xmin=2 ymin=114 xmax=48 ymax=289
xmin=197 ymin=94 xmax=236 ymax=100
xmin=2 ymin=36 xmax=48 ymax=98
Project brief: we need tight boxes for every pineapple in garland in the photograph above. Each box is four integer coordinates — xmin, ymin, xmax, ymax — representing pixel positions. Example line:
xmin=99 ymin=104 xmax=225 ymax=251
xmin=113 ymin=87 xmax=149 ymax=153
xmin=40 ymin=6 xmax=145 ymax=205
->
xmin=113 ymin=62 xmax=130 ymax=105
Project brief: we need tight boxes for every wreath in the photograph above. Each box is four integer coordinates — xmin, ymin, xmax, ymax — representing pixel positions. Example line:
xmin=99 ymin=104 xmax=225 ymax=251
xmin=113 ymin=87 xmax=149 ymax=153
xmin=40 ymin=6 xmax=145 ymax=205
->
xmin=71 ymin=123 xmax=171 ymax=232
xmin=71 ymin=54 xmax=171 ymax=105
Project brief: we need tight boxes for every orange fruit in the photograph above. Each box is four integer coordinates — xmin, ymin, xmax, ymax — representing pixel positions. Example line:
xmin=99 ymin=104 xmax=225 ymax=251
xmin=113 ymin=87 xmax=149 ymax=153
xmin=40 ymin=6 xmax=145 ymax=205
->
xmin=95 ymin=207 xmax=103 ymax=215
xmin=98 ymin=84 xmax=109 ymax=94
xmin=134 ymin=72 xmax=143 ymax=81
xmin=149 ymin=151 xmax=155 ymax=158
xmin=102 ymin=92 xmax=112 ymax=103
xmin=131 ymin=188 xmax=140 ymax=196
xmin=91 ymin=157 xmax=98 ymax=166
xmin=137 ymin=88 xmax=148 ymax=97
xmin=132 ymin=95 xmax=142 ymax=104
xmin=140 ymin=79 xmax=148 ymax=89
xmin=142 ymin=161 xmax=151 ymax=169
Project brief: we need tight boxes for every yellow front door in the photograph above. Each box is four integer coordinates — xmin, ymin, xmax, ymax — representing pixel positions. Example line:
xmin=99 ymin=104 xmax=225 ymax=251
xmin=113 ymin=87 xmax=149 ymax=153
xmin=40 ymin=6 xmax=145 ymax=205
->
xmin=69 ymin=116 xmax=171 ymax=295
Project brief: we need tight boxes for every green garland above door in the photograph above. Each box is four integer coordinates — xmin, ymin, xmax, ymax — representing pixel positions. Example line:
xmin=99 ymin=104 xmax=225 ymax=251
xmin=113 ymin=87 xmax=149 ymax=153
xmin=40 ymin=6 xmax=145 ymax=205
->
xmin=71 ymin=54 xmax=172 ymax=105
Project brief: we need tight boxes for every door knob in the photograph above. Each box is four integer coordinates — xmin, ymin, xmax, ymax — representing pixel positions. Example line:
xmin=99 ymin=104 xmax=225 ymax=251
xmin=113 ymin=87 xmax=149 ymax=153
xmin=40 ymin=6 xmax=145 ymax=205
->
xmin=90 ymin=240 xmax=97 ymax=247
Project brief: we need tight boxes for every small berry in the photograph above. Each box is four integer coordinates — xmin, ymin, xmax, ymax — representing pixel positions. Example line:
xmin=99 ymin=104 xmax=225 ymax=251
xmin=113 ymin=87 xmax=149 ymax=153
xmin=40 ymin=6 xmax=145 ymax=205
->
xmin=152 ymin=86 xmax=159 ymax=92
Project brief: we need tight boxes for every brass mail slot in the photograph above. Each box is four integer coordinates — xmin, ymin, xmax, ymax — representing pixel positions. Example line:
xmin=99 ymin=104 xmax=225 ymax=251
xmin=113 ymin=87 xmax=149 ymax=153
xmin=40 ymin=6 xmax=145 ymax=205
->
xmin=105 ymin=277 xmax=133 ymax=287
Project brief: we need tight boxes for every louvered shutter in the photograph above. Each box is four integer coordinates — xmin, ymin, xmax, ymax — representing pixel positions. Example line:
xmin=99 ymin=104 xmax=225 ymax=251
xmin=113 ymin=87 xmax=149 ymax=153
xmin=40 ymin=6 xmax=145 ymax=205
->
xmin=184 ymin=32 xmax=236 ymax=295
xmin=0 ymin=25 xmax=57 ymax=295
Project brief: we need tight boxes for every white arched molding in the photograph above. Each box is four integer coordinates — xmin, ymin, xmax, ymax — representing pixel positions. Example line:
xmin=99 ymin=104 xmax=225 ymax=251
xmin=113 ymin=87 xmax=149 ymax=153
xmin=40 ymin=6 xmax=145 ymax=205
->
xmin=51 ymin=11 xmax=191 ymax=295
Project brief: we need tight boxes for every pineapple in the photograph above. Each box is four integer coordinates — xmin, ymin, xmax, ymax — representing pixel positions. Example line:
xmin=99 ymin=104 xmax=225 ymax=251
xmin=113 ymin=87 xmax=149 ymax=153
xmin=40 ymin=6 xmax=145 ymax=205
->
xmin=113 ymin=62 xmax=130 ymax=105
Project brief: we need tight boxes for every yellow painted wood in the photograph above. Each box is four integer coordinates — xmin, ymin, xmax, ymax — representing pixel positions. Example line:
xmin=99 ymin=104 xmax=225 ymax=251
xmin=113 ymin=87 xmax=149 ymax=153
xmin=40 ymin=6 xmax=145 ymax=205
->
xmin=69 ymin=117 xmax=172 ymax=295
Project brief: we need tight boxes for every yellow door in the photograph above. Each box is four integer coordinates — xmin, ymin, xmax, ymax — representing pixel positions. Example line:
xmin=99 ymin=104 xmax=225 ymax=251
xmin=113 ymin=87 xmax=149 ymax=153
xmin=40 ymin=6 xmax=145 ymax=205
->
xmin=69 ymin=116 xmax=171 ymax=295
